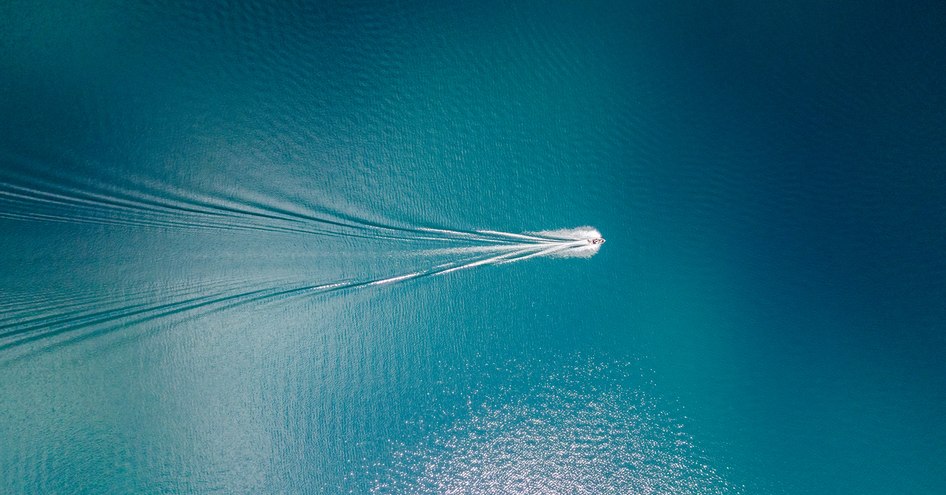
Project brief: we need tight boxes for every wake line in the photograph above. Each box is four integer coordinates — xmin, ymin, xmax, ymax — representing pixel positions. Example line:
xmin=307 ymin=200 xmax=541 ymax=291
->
xmin=0 ymin=150 xmax=585 ymax=247
xmin=0 ymin=184 xmax=460 ymax=243
xmin=475 ymin=230 xmax=561 ymax=243
xmin=0 ymin=227 xmax=604 ymax=361
xmin=0 ymin=278 xmax=254 ymax=331
xmin=0 ymin=175 xmax=529 ymax=246
xmin=0 ymin=153 xmax=531 ymax=246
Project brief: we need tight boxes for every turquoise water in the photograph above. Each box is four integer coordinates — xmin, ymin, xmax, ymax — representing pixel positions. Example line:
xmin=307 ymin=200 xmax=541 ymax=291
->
xmin=2 ymin=1 xmax=946 ymax=493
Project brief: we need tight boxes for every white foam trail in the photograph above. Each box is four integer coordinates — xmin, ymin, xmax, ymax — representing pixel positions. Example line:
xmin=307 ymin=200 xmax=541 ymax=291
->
xmin=549 ymin=244 xmax=600 ymax=258
xmin=416 ymin=227 xmax=517 ymax=244
xmin=530 ymin=226 xmax=602 ymax=241
xmin=415 ymin=243 xmax=543 ymax=257
xmin=475 ymin=230 xmax=558 ymax=243
xmin=428 ymin=227 xmax=604 ymax=263
xmin=366 ymin=272 xmax=423 ymax=287
xmin=434 ymin=246 xmax=541 ymax=276
xmin=497 ymin=241 xmax=585 ymax=264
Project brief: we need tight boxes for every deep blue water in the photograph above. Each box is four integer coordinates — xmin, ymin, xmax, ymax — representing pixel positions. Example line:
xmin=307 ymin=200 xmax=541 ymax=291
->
xmin=2 ymin=1 xmax=946 ymax=493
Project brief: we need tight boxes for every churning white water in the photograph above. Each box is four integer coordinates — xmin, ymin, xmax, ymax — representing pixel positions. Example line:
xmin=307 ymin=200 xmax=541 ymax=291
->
xmin=417 ymin=226 xmax=604 ymax=262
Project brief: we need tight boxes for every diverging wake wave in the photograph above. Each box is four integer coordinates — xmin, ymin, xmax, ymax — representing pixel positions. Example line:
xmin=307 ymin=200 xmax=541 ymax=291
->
xmin=1 ymin=153 xmax=602 ymax=250
xmin=0 ymin=226 xmax=604 ymax=361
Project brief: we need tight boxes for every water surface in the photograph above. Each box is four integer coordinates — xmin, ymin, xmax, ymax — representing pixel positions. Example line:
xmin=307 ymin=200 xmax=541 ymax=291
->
xmin=2 ymin=1 xmax=946 ymax=493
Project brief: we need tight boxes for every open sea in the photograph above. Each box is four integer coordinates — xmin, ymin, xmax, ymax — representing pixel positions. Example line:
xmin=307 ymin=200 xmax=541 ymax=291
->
xmin=2 ymin=1 xmax=945 ymax=493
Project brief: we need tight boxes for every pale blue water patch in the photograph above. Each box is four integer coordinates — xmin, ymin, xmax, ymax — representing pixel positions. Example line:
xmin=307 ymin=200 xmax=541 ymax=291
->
xmin=3 ymin=1 xmax=946 ymax=494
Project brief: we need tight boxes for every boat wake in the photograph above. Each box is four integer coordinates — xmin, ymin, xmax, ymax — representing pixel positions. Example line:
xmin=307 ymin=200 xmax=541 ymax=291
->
xmin=418 ymin=226 xmax=605 ymax=260
xmin=0 ymin=225 xmax=604 ymax=361
xmin=0 ymin=152 xmax=605 ymax=359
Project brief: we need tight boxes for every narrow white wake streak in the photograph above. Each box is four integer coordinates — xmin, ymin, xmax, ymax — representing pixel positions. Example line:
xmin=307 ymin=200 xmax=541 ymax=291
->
xmin=475 ymin=230 xmax=560 ymax=243
xmin=433 ymin=246 xmax=544 ymax=276
xmin=354 ymin=247 xmax=541 ymax=290
xmin=496 ymin=241 xmax=587 ymax=264
xmin=366 ymin=272 xmax=424 ymax=287
xmin=416 ymin=227 xmax=523 ymax=245
xmin=531 ymin=226 xmax=602 ymax=241
xmin=415 ymin=243 xmax=545 ymax=257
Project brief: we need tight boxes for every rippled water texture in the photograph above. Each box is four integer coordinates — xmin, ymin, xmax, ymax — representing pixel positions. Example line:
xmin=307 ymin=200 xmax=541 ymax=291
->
xmin=3 ymin=1 xmax=946 ymax=494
